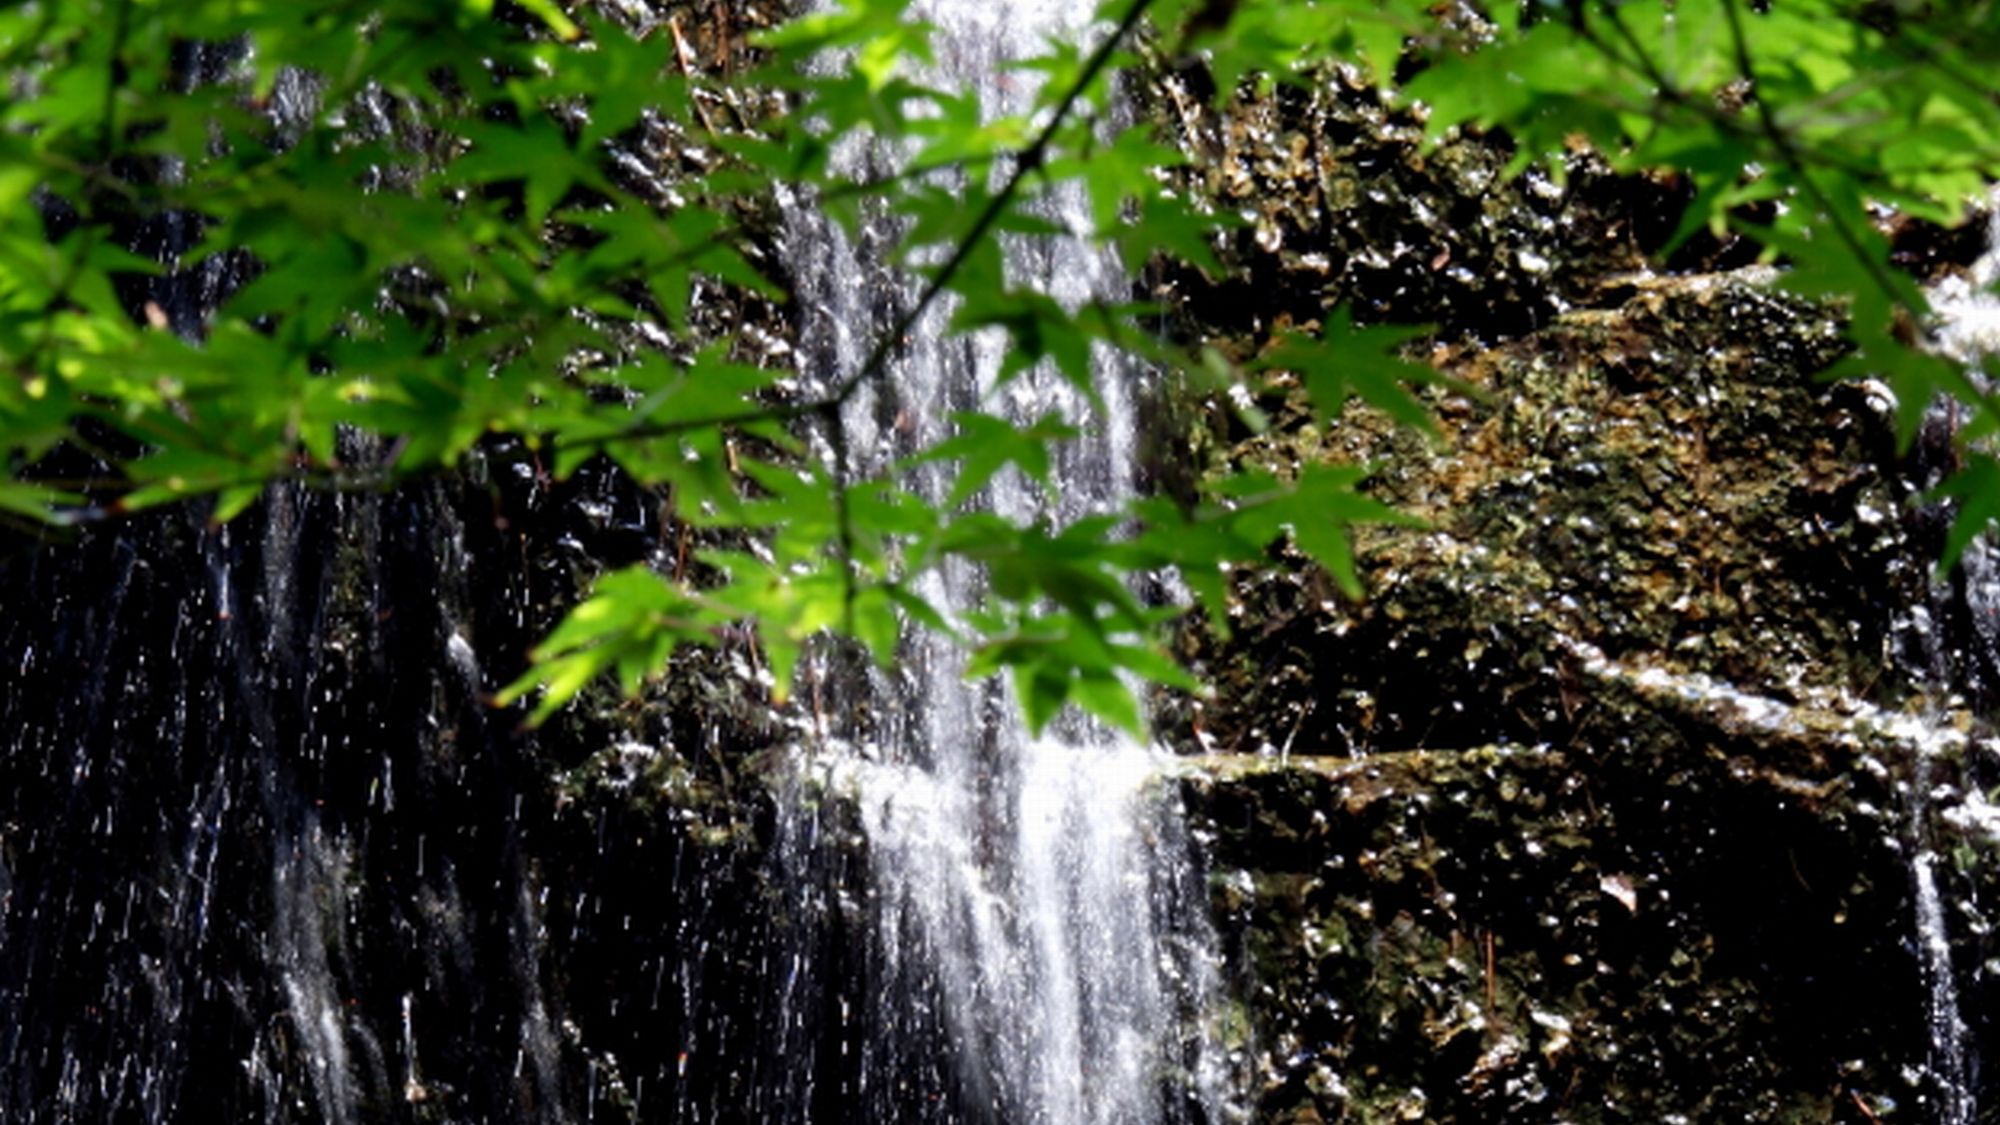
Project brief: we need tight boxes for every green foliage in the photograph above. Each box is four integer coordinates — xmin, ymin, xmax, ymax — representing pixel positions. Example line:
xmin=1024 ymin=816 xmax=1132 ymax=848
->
xmin=1930 ymin=451 xmax=2000 ymax=574
xmin=1403 ymin=0 xmax=2000 ymax=566
xmin=4 ymin=0 xmax=2000 ymax=736
xmin=921 ymin=411 xmax=1079 ymax=507
xmin=495 ymin=564 xmax=724 ymax=725
xmin=1259 ymin=307 xmax=1468 ymax=438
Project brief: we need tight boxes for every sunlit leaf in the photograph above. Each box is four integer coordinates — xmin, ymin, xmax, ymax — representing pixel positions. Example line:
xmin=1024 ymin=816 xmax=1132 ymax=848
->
xmin=1260 ymin=306 xmax=1463 ymax=436
xmin=496 ymin=566 xmax=722 ymax=725
xmin=920 ymin=411 xmax=1078 ymax=506
xmin=1930 ymin=453 xmax=2000 ymax=576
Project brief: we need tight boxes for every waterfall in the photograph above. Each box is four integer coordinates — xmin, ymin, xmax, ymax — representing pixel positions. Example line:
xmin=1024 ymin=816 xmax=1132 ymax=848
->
xmin=780 ymin=3 xmax=1227 ymax=1122
xmin=1888 ymin=189 xmax=2000 ymax=1124
xmin=0 ymin=9 xmax=1228 ymax=1120
xmin=1907 ymin=755 xmax=1976 ymax=1125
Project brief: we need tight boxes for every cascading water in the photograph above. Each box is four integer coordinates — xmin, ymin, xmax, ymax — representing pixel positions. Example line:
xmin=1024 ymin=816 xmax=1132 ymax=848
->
xmin=0 ymin=8 xmax=1228 ymax=1122
xmin=780 ymin=3 xmax=1228 ymax=1122
xmin=1905 ymin=754 xmax=1976 ymax=1125
xmin=1883 ymin=190 xmax=2000 ymax=1125
xmin=27 ymin=4 xmax=2000 ymax=1122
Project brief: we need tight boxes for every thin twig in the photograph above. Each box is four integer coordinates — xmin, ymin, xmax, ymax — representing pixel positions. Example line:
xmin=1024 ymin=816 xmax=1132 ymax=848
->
xmin=827 ymin=415 xmax=858 ymax=632
xmin=667 ymin=15 xmax=722 ymax=135
xmin=1588 ymin=2 xmax=1885 ymax=187
xmin=808 ymin=0 xmax=1156 ymax=632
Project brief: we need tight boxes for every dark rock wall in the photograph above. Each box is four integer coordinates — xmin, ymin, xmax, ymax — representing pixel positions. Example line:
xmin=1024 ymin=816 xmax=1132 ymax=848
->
xmin=1152 ymin=56 xmax=2000 ymax=1125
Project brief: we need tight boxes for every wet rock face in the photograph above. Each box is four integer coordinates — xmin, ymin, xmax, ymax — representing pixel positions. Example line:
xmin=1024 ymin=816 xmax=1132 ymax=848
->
xmin=1152 ymin=54 xmax=2000 ymax=1125
xmin=1165 ymin=269 xmax=2000 ymax=1119
xmin=1185 ymin=740 xmax=1928 ymax=1123
xmin=0 ymin=2 xmax=825 ymax=1116
xmin=1190 ymin=276 xmax=1902 ymax=759
xmin=1143 ymin=66 xmax=1659 ymax=347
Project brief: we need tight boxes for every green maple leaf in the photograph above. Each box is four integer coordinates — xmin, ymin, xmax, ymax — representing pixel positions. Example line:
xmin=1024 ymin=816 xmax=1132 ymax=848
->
xmin=453 ymin=116 xmax=607 ymax=225
xmin=920 ymin=410 xmax=1080 ymax=506
xmin=1215 ymin=465 xmax=1419 ymax=599
xmin=1261 ymin=305 xmax=1463 ymax=436
xmin=1931 ymin=452 xmax=2000 ymax=575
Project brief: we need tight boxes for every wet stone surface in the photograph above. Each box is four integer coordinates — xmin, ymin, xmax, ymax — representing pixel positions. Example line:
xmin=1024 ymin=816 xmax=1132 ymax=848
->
xmin=1150 ymin=60 xmax=2000 ymax=1121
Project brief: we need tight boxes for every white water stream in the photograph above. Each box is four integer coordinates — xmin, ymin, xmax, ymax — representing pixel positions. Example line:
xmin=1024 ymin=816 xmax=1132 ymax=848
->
xmin=781 ymin=3 xmax=1227 ymax=1122
xmin=1890 ymin=188 xmax=2000 ymax=1125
